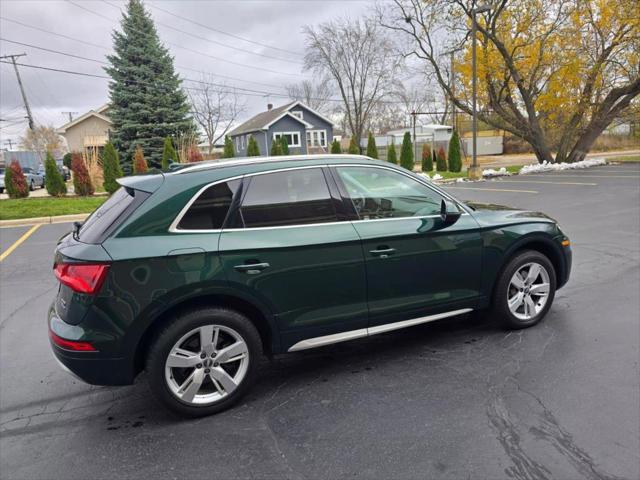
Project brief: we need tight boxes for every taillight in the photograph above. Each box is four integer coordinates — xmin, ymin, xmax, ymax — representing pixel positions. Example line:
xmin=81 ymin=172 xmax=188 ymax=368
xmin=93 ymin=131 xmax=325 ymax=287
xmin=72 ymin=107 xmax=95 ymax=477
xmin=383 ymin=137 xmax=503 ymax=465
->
xmin=53 ymin=263 xmax=110 ymax=294
xmin=49 ymin=330 xmax=97 ymax=351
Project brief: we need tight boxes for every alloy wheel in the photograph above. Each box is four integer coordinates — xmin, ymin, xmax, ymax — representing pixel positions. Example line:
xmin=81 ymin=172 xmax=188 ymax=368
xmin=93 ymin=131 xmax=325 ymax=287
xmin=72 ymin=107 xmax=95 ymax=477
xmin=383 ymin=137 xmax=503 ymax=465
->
xmin=507 ymin=262 xmax=551 ymax=321
xmin=164 ymin=325 xmax=249 ymax=406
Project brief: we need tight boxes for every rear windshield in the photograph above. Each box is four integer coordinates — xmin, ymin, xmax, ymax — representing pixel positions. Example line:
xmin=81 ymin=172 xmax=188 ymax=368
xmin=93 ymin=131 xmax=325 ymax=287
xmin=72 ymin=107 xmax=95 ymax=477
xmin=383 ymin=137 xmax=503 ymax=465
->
xmin=78 ymin=187 xmax=138 ymax=244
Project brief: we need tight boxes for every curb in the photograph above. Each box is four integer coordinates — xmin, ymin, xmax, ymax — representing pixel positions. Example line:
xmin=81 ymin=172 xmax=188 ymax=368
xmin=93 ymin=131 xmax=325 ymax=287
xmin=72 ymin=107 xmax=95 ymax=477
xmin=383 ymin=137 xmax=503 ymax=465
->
xmin=0 ymin=213 xmax=90 ymax=228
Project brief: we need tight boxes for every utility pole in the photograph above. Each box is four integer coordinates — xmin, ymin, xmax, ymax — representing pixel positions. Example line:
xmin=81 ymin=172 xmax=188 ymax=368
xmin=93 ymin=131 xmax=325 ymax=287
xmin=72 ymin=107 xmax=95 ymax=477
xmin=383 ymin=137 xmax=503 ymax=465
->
xmin=4 ymin=139 xmax=14 ymax=150
xmin=62 ymin=112 xmax=78 ymax=123
xmin=0 ymin=53 xmax=35 ymax=131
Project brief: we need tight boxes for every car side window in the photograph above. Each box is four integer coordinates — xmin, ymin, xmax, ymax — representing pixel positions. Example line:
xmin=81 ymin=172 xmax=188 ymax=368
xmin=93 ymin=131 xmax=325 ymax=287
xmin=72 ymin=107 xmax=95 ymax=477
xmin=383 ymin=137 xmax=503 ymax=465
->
xmin=239 ymin=168 xmax=338 ymax=228
xmin=335 ymin=166 xmax=443 ymax=220
xmin=177 ymin=179 xmax=241 ymax=230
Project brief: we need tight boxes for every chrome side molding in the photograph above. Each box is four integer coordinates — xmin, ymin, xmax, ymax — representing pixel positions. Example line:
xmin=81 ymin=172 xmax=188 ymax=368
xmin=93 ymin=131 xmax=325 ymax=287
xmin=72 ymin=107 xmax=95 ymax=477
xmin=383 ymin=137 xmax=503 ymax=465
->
xmin=288 ymin=308 xmax=473 ymax=352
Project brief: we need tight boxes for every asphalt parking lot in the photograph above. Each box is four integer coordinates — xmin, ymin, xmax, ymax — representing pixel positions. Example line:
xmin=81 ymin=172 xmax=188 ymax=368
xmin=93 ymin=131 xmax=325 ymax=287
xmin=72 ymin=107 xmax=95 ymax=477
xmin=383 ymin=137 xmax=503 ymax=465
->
xmin=1 ymin=163 xmax=638 ymax=480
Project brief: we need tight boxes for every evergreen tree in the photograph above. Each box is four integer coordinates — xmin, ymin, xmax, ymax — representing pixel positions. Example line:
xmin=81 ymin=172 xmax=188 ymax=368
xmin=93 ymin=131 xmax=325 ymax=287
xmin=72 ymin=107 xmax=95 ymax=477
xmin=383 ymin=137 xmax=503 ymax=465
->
xmin=400 ymin=132 xmax=414 ymax=171
xmin=387 ymin=141 xmax=397 ymax=164
xmin=421 ymin=144 xmax=433 ymax=172
xmin=105 ymin=0 xmax=193 ymax=172
xmin=44 ymin=151 xmax=67 ymax=196
xmin=436 ymin=146 xmax=448 ymax=172
xmin=330 ymin=139 xmax=342 ymax=154
xmin=62 ymin=152 xmax=72 ymax=169
xmin=448 ymin=130 xmax=462 ymax=172
xmin=366 ymin=132 xmax=378 ymax=159
xmin=4 ymin=160 xmax=28 ymax=198
xmin=247 ymin=136 xmax=261 ymax=156
xmin=348 ymin=136 xmax=360 ymax=154
xmin=270 ymin=138 xmax=282 ymax=156
xmin=102 ymin=142 xmax=123 ymax=194
xmin=222 ymin=136 xmax=235 ymax=158
xmin=161 ymin=136 xmax=178 ymax=169
xmin=279 ymin=136 xmax=289 ymax=155
xmin=133 ymin=145 xmax=148 ymax=173
xmin=71 ymin=153 xmax=94 ymax=196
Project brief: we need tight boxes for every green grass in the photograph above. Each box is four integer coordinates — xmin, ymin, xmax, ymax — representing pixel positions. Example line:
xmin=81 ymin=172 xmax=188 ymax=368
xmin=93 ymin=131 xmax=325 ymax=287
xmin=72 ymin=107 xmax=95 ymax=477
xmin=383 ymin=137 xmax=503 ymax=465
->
xmin=607 ymin=155 xmax=640 ymax=162
xmin=0 ymin=196 xmax=107 ymax=220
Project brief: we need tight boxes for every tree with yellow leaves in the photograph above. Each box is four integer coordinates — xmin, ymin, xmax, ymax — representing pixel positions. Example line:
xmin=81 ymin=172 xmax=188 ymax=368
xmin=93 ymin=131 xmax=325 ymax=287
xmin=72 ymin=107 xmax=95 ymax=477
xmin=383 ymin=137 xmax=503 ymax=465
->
xmin=382 ymin=0 xmax=639 ymax=163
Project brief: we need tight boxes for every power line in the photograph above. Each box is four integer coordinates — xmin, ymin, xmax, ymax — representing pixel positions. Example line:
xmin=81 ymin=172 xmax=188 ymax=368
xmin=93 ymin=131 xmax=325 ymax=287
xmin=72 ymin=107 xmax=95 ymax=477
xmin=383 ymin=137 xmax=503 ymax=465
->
xmin=0 ymin=15 xmax=303 ymax=78
xmin=68 ymin=0 xmax=303 ymax=65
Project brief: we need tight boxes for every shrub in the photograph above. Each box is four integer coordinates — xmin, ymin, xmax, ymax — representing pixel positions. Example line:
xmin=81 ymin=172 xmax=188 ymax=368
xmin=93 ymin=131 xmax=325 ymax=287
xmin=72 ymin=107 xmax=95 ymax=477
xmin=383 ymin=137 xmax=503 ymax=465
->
xmin=448 ymin=130 xmax=462 ymax=172
xmin=331 ymin=139 xmax=342 ymax=154
xmin=387 ymin=141 xmax=397 ymax=164
xmin=247 ymin=136 xmax=261 ymax=156
xmin=45 ymin=151 xmax=67 ymax=196
xmin=187 ymin=146 xmax=203 ymax=162
xmin=161 ymin=136 xmax=178 ymax=169
xmin=400 ymin=132 xmax=414 ymax=171
xmin=270 ymin=138 xmax=282 ymax=156
xmin=366 ymin=132 xmax=378 ymax=159
xmin=71 ymin=153 xmax=94 ymax=196
xmin=62 ymin=152 xmax=73 ymax=169
xmin=4 ymin=160 xmax=28 ymax=198
xmin=279 ymin=136 xmax=289 ymax=155
xmin=102 ymin=142 xmax=123 ymax=194
xmin=348 ymin=136 xmax=360 ymax=154
xmin=222 ymin=136 xmax=235 ymax=158
xmin=133 ymin=145 xmax=148 ymax=174
xmin=436 ymin=146 xmax=448 ymax=172
xmin=421 ymin=144 xmax=433 ymax=172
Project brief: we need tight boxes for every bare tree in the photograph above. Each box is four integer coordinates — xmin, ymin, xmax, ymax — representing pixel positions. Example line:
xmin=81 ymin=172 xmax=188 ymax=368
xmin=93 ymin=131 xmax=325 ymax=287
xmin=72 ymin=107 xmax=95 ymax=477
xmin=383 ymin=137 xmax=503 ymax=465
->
xmin=189 ymin=77 xmax=245 ymax=154
xmin=19 ymin=125 xmax=64 ymax=160
xmin=285 ymin=77 xmax=334 ymax=113
xmin=303 ymin=17 xmax=401 ymax=148
xmin=381 ymin=0 xmax=640 ymax=163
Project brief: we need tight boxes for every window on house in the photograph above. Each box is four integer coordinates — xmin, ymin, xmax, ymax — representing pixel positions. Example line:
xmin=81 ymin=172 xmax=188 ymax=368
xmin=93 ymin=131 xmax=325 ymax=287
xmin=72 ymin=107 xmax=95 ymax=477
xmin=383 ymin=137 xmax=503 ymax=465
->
xmin=273 ymin=132 xmax=301 ymax=147
xmin=291 ymin=111 xmax=303 ymax=120
xmin=307 ymin=130 xmax=327 ymax=148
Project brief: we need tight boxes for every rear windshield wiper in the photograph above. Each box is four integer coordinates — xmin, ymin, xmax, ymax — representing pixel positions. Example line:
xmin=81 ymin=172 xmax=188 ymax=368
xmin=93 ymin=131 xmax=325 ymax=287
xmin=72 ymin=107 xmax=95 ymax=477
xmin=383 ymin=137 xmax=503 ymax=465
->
xmin=72 ymin=220 xmax=84 ymax=239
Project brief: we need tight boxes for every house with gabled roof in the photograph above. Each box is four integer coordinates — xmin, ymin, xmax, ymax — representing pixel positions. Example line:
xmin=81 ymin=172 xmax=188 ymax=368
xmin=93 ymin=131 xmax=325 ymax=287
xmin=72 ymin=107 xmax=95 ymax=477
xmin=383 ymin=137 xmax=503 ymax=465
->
xmin=56 ymin=104 xmax=112 ymax=154
xmin=228 ymin=101 xmax=334 ymax=157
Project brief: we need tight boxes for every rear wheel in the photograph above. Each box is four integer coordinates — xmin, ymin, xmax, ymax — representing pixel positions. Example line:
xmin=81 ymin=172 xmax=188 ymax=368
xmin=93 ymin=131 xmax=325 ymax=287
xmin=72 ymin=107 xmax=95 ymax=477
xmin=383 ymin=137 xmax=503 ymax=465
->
xmin=29 ymin=180 xmax=34 ymax=191
xmin=492 ymin=250 xmax=556 ymax=329
xmin=146 ymin=307 xmax=261 ymax=417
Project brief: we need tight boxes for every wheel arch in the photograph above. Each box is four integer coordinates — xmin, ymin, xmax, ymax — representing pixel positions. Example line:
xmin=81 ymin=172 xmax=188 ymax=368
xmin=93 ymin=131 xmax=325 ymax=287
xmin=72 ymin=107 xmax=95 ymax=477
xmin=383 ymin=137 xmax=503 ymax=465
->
xmin=133 ymin=293 xmax=279 ymax=375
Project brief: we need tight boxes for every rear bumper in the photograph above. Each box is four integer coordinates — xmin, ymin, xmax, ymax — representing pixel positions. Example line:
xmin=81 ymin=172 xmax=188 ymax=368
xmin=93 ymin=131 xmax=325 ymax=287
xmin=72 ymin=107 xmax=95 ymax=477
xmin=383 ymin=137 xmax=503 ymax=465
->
xmin=48 ymin=305 xmax=135 ymax=386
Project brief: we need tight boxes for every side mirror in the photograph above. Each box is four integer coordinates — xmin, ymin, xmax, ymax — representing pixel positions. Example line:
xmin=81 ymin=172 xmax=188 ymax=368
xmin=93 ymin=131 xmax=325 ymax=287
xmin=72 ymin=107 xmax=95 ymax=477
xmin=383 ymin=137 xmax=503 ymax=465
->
xmin=440 ymin=199 xmax=462 ymax=226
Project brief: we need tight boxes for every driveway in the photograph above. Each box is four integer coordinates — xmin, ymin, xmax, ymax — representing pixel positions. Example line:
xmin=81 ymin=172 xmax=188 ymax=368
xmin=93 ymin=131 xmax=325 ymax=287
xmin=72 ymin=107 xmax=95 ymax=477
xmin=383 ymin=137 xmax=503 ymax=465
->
xmin=1 ymin=163 xmax=638 ymax=480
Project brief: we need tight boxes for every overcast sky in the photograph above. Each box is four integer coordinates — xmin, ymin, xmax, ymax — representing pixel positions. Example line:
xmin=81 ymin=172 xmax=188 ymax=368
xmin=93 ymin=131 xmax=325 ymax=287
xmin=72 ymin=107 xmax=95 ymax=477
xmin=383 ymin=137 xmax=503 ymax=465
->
xmin=0 ymin=0 xmax=372 ymax=149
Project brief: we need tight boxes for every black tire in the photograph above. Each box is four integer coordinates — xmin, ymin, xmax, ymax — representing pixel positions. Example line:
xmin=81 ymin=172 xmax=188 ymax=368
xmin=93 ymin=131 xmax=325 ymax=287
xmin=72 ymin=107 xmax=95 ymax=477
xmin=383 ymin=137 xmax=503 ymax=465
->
xmin=146 ymin=307 xmax=262 ymax=417
xmin=491 ymin=250 xmax=556 ymax=329
xmin=29 ymin=180 xmax=34 ymax=191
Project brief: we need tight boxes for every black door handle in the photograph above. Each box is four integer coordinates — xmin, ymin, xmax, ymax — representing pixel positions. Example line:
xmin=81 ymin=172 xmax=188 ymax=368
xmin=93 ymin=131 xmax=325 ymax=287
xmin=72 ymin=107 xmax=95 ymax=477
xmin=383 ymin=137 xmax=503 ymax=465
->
xmin=234 ymin=262 xmax=270 ymax=274
xmin=370 ymin=247 xmax=396 ymax=258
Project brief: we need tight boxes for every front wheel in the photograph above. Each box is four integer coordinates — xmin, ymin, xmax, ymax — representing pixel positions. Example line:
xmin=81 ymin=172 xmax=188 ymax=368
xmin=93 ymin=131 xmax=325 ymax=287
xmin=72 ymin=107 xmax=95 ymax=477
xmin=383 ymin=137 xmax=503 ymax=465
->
xmin=29 ymin=180 xmax=35 ymax=191
xmin=146 ymin=307 xmax=262 ymax=417
xmin=492 ymin=250 xmax=556 ymax=329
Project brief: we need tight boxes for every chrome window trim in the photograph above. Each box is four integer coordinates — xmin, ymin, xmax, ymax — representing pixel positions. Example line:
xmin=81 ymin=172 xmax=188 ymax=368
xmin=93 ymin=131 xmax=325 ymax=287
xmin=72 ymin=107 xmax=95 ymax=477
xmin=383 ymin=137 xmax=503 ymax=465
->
xmin=169 ymin=163 xmax=469 ymax=233
xmin=288 ymin=308 xmax=473 ymax=352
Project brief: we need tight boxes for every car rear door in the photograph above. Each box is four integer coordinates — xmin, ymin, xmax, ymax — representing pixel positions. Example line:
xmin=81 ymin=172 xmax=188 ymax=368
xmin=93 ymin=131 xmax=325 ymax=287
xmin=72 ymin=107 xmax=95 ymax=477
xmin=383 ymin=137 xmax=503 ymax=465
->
xmin=219 ymin=166 xmax=368 ymax=351
xmin=330 ymin=165 xmax=483 ymax=329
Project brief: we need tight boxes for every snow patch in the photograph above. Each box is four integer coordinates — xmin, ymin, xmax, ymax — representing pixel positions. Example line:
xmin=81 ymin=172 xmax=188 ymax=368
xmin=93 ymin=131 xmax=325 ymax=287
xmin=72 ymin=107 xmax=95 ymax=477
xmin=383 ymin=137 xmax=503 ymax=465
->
xmin=519 ymin=157 xmax=606 ymax=174
xmin=432 ymin=173 xmax=443 ymax=181
xmin=482 ymin=167 xmax=510 ymax=177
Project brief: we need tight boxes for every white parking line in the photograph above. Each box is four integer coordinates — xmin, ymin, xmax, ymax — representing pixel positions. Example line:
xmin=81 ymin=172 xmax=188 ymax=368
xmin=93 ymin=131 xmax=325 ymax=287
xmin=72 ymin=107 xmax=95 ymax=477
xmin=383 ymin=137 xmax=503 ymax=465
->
xmin=445 ymin=186 xmax=539 ymax=194
xmin=521 ymin=174 xmax=639 ymax=179
xmin=491 ymin=179 xmax=597 ymax=186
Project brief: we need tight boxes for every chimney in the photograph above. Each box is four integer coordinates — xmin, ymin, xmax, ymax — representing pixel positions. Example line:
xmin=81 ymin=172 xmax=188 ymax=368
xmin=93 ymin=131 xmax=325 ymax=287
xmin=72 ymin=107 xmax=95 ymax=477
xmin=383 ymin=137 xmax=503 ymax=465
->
xmin=267 ymin=103 xmax=273 ymax=111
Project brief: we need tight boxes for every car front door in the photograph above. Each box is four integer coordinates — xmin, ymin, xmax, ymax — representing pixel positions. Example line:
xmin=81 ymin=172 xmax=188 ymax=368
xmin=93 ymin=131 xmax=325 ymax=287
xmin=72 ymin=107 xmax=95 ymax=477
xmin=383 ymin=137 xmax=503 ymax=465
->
xmin=219 ymin=166 xmax=368 ymax=351
xmin=331 ymin=165 xmax=483 ymax=329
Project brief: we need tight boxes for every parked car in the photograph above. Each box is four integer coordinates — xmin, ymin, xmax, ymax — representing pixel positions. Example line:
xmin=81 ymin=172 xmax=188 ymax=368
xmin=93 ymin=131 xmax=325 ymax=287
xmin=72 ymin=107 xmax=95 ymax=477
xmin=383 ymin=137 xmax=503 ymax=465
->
xmin=0 ymin=166 xmax=44 ymax=193
xmin=48 ymin=155 xmax=572 ymax=417
xmin=21 ymin=167 xmax=45 ymax=191
xmin=37 ymin=163 xmax=71 ymax=184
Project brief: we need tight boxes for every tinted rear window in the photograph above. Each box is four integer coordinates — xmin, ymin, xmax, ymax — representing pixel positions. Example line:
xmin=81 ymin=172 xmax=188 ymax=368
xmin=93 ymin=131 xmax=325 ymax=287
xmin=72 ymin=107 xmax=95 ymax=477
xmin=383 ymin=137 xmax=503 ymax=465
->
xmin=177 ymin=179 xmax=240 ymax=230
xmin=239 ymin=168 xmax=337 ymax=228
xmin=78 ymin=187 xmax=137 ymax=243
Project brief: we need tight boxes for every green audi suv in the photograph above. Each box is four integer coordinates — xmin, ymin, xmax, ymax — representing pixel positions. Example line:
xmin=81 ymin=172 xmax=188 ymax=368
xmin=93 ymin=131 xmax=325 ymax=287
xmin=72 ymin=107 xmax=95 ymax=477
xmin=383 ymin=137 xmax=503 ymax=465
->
xmin=48 ymin=155 xmax=571 ymax=416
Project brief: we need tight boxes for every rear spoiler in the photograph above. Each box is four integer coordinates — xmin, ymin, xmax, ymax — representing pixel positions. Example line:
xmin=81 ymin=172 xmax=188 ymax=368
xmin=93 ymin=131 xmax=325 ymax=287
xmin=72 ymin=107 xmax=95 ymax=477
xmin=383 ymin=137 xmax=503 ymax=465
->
xmin=117 ymin=172 xmax=164 ymax=193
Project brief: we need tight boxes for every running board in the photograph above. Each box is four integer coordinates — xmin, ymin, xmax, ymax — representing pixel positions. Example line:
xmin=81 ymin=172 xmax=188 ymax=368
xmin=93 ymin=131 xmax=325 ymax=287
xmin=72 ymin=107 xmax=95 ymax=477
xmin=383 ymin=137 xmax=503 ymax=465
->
xmin=288 ymin=308 xmax=473 ymax=352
